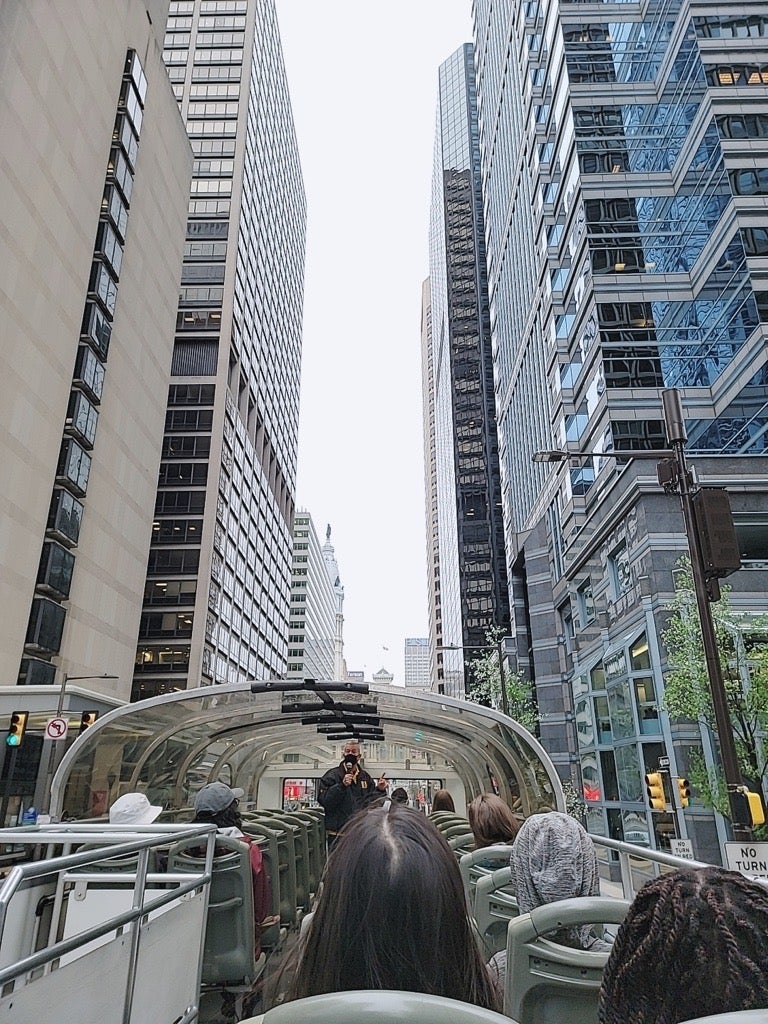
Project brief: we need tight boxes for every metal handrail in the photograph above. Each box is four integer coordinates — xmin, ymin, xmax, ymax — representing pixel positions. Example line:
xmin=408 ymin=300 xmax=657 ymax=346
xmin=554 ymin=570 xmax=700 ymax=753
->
xmin=0 ymin=823 xmax=217 ymax=1024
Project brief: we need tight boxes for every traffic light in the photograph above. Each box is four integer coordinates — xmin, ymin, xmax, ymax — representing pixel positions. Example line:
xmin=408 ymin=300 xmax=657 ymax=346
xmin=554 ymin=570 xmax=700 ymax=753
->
xmin=676 ymin=777 xmax=691 ymax=809
xmin=746 ymin=790 xmax=766 ymax=827
xmin=6 ymin=711 xmax=29 ymax=747
xmin=645 ymin=772 xmax=666 ymax=811
xmin=78 ymin=710 xmax=99 ymax=734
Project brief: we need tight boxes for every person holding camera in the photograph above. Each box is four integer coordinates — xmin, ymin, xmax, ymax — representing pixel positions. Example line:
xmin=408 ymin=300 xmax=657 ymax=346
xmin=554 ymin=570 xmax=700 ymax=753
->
xmin=317 ymin=740 xmax=388 ymax=849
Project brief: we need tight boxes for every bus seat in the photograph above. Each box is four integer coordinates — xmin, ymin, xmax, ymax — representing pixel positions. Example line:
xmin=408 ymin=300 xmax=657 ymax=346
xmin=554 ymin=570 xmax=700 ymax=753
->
xmin=680 ymin=1015 xmax=768 ymax=1024
xmin=448 ymin=832 xmax=475 ymax=857
xmin=243 ymin=817 xmax=299 ymax=928
xmin=430 ymin=814 xmax=468 ymax=834
xmin=242 ymin=989 xmax=517 ymax=1023
xmin=439 ymin=820 xmax=473 ymax=840
xmin=504 ymin=895 xmax=631 ymax=1024
xmin=429 ymin=811 xmax=464 ymax=825
xmin=460 ymin=845 xmax=514 ymax=904
xmin=269 ymin=813 xmax=311 ymax=912
xmin=473 ymin=865 xmax=518 ymax=955
xmin=240 ymin=826 xmax=284 ymax=950
xmin=167 ymin=833 xmax=259 ymax=986
xmin=284 ymin=809 xmax=326 ymax=895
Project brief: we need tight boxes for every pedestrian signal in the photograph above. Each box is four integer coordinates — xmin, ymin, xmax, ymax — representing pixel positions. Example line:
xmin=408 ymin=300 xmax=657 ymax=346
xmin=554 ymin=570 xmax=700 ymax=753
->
xmin=745 ymin=789 xmax=766 ymax=827
xmin=6 ymin=711 xmax=29 ymax=747
xmin=676 ymin=777 xmax=691 ymax=809
xmin=645 ymin=771 xmax=665 ymax=811
xmin=78 ymin=710 xmax=99 ymax=734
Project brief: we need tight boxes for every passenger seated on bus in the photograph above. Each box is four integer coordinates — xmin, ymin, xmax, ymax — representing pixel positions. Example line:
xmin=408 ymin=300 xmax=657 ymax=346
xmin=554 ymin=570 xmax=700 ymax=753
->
xmin=193 ymin=782 xmax=277 ymax=948
xmin=467 ymin=794 xmax=520 ymax=862
xmin=109 ymin=792 xmax=162 ymax=826
xmin=430 ymin=789 xmax=456 ymax=813
xmin=489 ymin=810 xmax=611 ymax=985
xmin=267 ymin=804 xmax=501 ymax=1012
xmin=599 ymin=865 xmax=768 ymax=1024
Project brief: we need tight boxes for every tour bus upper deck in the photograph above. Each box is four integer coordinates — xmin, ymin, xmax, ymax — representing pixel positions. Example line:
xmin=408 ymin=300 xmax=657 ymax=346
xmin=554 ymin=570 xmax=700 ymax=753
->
xmin=7 ymin=680 xmax=754 ymax=1024
xmin=49 ymin=680 xmax=565 ymax=820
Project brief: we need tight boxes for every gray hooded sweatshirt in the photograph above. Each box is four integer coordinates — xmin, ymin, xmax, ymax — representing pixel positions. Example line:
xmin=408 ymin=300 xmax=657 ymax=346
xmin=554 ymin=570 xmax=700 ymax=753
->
xmin=487 ymin=811 xmax=611 ymax=993
xmin=511 ymin=810 xmax=611 ymax=951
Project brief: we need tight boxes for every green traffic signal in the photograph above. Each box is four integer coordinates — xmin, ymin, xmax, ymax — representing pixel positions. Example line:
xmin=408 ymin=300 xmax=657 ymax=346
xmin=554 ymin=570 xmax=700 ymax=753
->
xmin=6 ymin=711 xmax=29 ymax=747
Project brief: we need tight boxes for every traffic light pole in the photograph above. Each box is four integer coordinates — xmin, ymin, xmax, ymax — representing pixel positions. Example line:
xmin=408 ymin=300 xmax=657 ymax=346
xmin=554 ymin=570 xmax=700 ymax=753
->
xmin=0 ymin=748 xmax=19 ymax=828
xmin=662 ymin=389 xmax=752 ymax=841
xmin=41 ymin=671 xmax=116 ymax=817
xmin=496 ymin=636 xmax=510 ymax=718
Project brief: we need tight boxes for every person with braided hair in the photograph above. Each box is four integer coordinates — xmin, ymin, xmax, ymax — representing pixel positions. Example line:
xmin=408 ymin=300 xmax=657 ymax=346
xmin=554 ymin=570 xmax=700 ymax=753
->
xmin=599 ymin=865 xmax=768 ymax=1024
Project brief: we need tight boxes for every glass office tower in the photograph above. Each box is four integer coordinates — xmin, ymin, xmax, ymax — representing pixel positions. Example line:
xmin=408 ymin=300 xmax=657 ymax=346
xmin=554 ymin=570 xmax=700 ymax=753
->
xmin=474 ymin=1 xmax=768 ymax=859
xmin=133 ymin=0 xmax=306 ymax=698
xmin=425 ymin=45 xmax=510 ymax=698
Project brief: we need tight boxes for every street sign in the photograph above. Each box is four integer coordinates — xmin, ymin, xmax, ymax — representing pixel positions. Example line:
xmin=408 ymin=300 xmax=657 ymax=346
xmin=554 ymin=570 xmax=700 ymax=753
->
xmin=45 ymin=717 xmax=68 ymax=741
xmin=670 ymin=838 xmax=694 ymax=860
xmin=723 ymin=842 xmax=768 ymax=879
xmin=658 ymin=756 xmax=670 ymax=767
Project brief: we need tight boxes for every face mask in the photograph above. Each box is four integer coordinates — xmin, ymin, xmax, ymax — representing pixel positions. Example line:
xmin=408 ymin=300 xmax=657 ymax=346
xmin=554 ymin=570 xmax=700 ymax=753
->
xmin=343 ymin=753 xmax=358 ymax=766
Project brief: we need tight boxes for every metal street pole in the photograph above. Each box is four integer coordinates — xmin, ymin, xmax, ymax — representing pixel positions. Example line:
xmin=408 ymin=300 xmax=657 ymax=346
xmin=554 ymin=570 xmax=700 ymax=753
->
xmin=662 ymin=389 xmax=751 ymax=841
xmin=42 ymin=672 xmax=117 ymax=816
xmin=496 ymin=637 xmax=510 ymax=718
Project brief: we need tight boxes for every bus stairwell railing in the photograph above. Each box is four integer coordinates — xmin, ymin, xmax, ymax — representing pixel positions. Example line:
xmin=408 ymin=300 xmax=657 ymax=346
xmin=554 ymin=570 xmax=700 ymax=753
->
xmin=0 ymin=823 xmax=217 ymax=1024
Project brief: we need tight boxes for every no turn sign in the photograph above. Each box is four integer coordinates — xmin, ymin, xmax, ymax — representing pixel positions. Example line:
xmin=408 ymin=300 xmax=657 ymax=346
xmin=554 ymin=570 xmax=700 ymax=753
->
xmin=45 ymin=717 xmax=68 ymax=741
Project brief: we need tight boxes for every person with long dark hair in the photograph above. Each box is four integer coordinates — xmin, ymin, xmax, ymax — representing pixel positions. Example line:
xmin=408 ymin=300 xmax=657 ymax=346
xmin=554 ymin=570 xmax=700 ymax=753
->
xmin=431 ymin=789 xmax=456 ymax=813
xmin=599 ymin=866 xmax=768 ymax=1024
xmin=268 ymin=804 xmax=501 ymax=1011
xmin=467 ymin=793 xmax=520 ymax=850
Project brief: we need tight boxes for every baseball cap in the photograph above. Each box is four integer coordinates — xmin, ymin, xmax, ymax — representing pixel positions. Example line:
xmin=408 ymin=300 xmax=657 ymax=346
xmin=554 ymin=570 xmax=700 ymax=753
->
xmin=109 ymin=792 xmax=163 ymax=826
xmin=194 ymin=781 xmax=244 ymax=814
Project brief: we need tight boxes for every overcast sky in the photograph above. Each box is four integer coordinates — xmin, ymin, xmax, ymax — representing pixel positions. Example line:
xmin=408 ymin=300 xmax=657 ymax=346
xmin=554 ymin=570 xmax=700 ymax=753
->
xmin=274 ymin=1 xmax=472 ymax=682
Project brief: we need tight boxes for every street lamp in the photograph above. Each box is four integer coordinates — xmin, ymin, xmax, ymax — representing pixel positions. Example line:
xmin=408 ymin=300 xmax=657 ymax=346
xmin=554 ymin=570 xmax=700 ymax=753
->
xmin=42 ymin=672 xmax=118 ymax=815
xmin=437 ymin=641 xmax=511 ymax=717
xmin=533 ymin=387 xmax=752 ymax=839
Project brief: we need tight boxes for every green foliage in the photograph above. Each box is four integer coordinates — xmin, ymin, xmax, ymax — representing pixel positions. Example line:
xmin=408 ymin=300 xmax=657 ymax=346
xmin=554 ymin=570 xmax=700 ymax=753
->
xmin=561 ymin=778 xmax=587 ymax=823
xmin=685 ymin=747 xmax=730 ymax=817
xmin=661 ymin=558 xmax=768 ymax=807
xmin=465 ymin=627 xmax=538 ymax=732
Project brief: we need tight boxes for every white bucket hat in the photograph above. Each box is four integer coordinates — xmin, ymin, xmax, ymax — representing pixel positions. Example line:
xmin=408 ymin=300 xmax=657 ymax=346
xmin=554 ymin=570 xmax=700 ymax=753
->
xmin=109 ymin=792 xmax=163 ymax=826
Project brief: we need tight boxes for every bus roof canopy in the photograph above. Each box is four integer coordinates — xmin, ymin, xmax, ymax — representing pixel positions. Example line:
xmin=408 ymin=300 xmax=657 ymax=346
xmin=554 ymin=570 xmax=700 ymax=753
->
xmin=52 ymin=682 xmax=564 ymax=819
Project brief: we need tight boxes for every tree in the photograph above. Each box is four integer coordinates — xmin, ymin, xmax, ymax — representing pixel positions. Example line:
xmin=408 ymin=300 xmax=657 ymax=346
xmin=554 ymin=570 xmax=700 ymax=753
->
xmin=465 ymin=627 xmax=538 ymax=732
xmin=661 ymin=558 xmax=768 ymax=812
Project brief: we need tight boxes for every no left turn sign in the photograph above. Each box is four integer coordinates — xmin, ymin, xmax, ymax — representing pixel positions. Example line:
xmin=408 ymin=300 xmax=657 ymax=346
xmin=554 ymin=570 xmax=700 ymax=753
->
xmin=45 ymin=717 xmax=68 ymax=741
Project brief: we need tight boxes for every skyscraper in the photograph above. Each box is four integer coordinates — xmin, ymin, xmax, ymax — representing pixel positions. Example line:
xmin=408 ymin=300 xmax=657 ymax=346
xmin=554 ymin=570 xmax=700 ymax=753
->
xmin=287 ymin=513 xmax=343 ymax=683
xmin=404 ymin=638 xmax=431 ymax=692
xmin=424 ymin=44 xmax=510 ymax=698
xmin=1 ymin=0 xmax=192 ymax=704
xmin=474 ymin=1 xmax=768 ymax=858
xmin=133 ymin=0 xmax=306 ymax=698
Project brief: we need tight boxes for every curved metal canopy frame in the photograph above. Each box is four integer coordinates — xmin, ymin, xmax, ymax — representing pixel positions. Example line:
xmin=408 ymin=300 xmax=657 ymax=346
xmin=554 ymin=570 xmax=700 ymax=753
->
xmin=52 ymin=682 xmax=565 ymax=819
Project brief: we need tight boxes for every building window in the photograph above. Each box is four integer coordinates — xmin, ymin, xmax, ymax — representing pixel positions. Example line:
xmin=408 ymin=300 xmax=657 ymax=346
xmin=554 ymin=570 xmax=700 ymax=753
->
xmin=733 ymin=515 xmax=768 ymax=566
xmin=134 ymin=644 xmax=191 ymax=672
xmin=577 ymin=578 xmax=596 ymax=627
xmin=47 ymin=488 xmax=84 ymax=547
xmin=37 ymin=542 xmax=75 ymax=599
xmin=25 ymin=598 xmax=66 ymax=654
xmin=57 ymin=439 xmax=92 ymax=496
xmin=609 ymin=543 xmax=632 ymax=598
